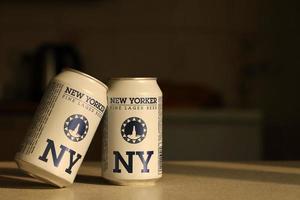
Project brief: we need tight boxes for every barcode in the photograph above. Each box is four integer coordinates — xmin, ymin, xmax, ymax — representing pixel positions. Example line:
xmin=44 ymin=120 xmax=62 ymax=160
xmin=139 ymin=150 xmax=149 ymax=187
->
xmin=20 ymin=80 xmax=64 ymax=155
xmin=158 ymin=96 xmax=163 ymax=175
xmin=158 ymin=142 xmax=162 ymax=174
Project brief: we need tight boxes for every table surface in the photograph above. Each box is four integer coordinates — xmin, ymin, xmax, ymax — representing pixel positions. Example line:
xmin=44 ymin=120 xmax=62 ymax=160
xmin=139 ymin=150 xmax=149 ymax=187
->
xmin=1 ymin=161 xmax=300 ymax=200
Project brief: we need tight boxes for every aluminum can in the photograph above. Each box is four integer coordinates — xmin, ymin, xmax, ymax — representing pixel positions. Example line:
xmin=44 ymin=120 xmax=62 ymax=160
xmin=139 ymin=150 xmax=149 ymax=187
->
xmin=102 ymin=77 xmax=163 ymax=185
xmin=15 ymin=68 xmax=107 ymax=187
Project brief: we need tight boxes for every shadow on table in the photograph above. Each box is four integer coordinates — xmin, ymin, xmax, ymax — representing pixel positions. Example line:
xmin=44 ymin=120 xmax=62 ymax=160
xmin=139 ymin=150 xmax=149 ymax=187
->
xmin=75 ymin=174 xmax=115 ymax=186
xmin=164 ymin=162 xmax=300 ymax=186
xmin=0 ymin=168 xmax=55 ymax=189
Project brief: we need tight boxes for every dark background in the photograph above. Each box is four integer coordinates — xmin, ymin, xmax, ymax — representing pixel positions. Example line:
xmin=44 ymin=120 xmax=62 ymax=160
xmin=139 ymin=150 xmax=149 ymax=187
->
xmin=0 ymin=0 xmax=299 ymax=161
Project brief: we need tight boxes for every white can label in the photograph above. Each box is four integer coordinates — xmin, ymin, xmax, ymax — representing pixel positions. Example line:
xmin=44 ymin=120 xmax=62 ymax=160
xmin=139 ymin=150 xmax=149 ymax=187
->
xmin=18 ymin=79 xmax=106 ymax=183
xmin=103 ymin=96 xmax=162 ymax=180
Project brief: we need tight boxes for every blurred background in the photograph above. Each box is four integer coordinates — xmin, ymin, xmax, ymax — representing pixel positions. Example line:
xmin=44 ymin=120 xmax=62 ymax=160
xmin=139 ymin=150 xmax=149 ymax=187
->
xmin=0 ymin=0 xmax=299 ymax=161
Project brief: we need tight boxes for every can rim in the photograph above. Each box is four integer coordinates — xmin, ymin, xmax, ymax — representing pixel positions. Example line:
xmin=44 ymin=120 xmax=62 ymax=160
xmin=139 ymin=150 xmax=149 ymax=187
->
xmin=110 ymin=77 xmax=157 ymax=81
xmin=63 ymin=68 xmax=108 ymax=90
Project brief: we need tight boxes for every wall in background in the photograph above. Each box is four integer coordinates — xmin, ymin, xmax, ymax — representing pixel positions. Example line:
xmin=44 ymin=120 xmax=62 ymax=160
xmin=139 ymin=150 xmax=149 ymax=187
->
xmin=0 ymin=0 xmax=260 ymax=107
xmin=1 ymin=0 xmax=299 ymax=160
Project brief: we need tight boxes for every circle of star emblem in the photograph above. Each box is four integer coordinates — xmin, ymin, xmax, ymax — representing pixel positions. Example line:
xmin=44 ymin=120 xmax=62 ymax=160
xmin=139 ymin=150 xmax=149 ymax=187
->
xmin=64 ymin=114 xmax=89 ymax=142
xmin=121 ymin=117 xmax=147 ymax=144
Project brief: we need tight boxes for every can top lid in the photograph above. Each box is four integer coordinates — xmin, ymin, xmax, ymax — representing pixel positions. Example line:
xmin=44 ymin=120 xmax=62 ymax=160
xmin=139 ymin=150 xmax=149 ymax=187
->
xmin=110 ymin=77 xmax=157 ymax=81
xmin=63 ymin=68 xmax=108 ymax=90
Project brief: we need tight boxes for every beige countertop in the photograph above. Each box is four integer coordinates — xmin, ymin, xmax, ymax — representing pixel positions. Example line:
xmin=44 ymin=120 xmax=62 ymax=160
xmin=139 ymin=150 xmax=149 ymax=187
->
xmin=1 ymin=161 xmax=300 ymax=200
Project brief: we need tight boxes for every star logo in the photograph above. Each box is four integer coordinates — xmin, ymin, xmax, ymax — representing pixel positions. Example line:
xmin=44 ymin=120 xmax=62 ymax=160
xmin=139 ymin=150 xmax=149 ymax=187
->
xmin=64 ymin=114 xmax=89 ymax=142
xmin=121 ymin=117 xmax=147 ymax=144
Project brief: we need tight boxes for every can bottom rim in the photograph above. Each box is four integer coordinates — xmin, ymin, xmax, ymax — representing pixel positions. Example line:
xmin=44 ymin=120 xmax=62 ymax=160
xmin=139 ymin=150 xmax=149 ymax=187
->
xmin=15 ymin=158 xmax=71 ymax=188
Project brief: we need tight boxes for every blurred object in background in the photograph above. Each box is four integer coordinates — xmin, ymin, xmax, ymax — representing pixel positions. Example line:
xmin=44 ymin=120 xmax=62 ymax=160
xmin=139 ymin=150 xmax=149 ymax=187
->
xmin=3 ymin=52 xmax=35 ymax=101
xmin=160 ymin=81 xmax=223 ymax=109
xmin=1 ymin=43 xmax=82 ymax=101
xmin=237 ymin=35 xmax=271 ymax=109
xmin=239 ymin=63 xmax=270 ymax=108
xmin=164 ymin=109 xmax=262 ymax=160
xmin=32 ymin=43 xmax=82 ymax=100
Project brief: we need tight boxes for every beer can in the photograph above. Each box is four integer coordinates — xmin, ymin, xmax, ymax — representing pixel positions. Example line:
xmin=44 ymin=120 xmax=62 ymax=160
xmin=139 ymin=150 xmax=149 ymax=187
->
xmin=102 ymin=77 xmax=163 ymax=185
xmin=15 ymin=68 xmax=107 ymax=187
